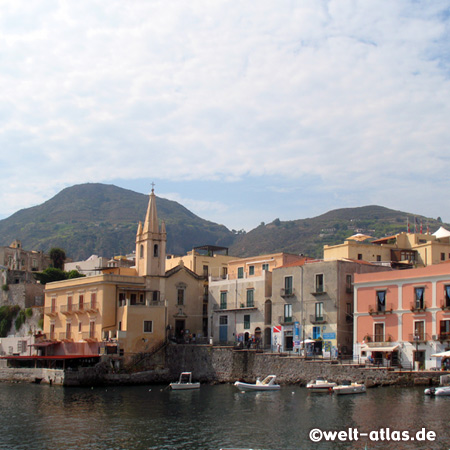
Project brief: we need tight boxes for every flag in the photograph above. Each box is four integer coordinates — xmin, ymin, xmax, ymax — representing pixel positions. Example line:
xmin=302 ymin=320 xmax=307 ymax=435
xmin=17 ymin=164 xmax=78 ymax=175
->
xmin=415 ymin=217 xmax=419 ymax=233
xmin=420 ymin=220 xmax=423 ymax=234
xmin=407 ymin=217 xmax=410 ymax=233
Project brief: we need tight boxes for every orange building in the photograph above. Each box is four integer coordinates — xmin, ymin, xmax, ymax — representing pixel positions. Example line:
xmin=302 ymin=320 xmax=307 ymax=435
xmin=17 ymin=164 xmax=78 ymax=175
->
xmin=354 ymin=262 xmax=450 ymax=369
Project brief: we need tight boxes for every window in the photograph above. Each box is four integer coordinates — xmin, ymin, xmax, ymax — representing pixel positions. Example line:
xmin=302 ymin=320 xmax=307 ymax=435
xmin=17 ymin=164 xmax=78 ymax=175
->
xmin=220 ymin=291 xmax=227 ymax=309
xmin=262 ymin=263 xmax=269 ymax=271
xmin=222 ymin=267 xmax=228 ymax=278
xmin=203 ymin=265 xmax=209 ymax=277
xmin=177 ymin=289 xmax=185 ymax=306
xmin=440 ymin=320 xmax=450 ymax=339
xmin=315 ymin=274 xmax=324 ymax=293
xmin=153 ymin=244 xmax=159 ymax=257
xmin=244 ymin=314 xmax=250 ymax=329
xmin=414 ymin=321 xmax=425 ymax=341
xmin=358 ymin=254 xmax=363 ymax=260
xmin=246 ymin=289 xmax=254 ymax=307
xmin=152 ymin=291 xmax=159 ymax=302
xmin=91 ymin=292 xmax=97 ymax=309
xmin=139 ymin=293 xmax=145 ymax=304
xmin=376 ymin=291 xmax=386 ymax=312
xmin=249 ymin=265 xmax=255 ymax=276
xmin=442 ymin=253 xmax=446 ymax=261
xmin=219 ymin=316 xmax=228 ymax=325
xmin=376 ymin=255 xmax=381 ymax=262
xmin=67 ymin=296 xmax=73 ymax=312
xmin=78 ymin=322 xmax=82 ymax=333
xmin=144 ymin=321 xmax=153 ymax=333
xmin=50 ymin=323 xmax=55 ymax=340
xmin=315 ymin=302 xmax=323 ymax=321
xmin=445 ymin=286 xmax=450 ymax=308
xmin=264 ymin=300 xmax=272 ymax=325
xmin=346 ymin=275 xmax=352 ymax=290
xmin=118 ymin=321 xmax=122 ymax=331
xmin=237 ymin=267 xmax=244 ymax=279
xmin=313 ymin=326 xmax=321 ymax=339
xmin=284 ymin=304 xmax=292 ymax=322
xmin=66 ymin=322 xmax=71 ymax=339
xmin=89 ymin=321 xmax=95 ymax=338
xmin=119 ymin=292 xmax=126 ymax=307
xmin=79 ymin=295 xmax=84 ymax=310
xmin=130 ymin=293 xmax=137 ymax=305
xmin=140 ymin=244 xmax=144 ymax=258
xmin=414 ymin=287 xmax=425 ymax=309
xmin=374 ymin=323 xmax=384 ymax=342
xmin=284 ymin=276 xmax=293 ymax=295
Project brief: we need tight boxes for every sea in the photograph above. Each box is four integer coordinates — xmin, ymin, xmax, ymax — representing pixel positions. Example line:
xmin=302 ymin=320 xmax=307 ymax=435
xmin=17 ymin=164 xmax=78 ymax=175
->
xmin=0 ymin=382 xmax=449 ymax=450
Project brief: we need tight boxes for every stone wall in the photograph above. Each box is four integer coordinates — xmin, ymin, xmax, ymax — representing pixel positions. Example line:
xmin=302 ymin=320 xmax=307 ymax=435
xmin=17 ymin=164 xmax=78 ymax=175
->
xmin=0 ymin=345 xmax=446 ymax=387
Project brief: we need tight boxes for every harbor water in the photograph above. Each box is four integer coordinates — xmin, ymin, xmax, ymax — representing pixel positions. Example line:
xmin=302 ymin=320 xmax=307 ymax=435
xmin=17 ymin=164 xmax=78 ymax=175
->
xmin=1 ymin=382 xmax=449 ymax=450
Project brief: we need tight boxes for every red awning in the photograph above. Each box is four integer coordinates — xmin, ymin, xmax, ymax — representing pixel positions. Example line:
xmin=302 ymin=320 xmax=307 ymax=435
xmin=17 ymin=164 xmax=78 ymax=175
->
xmin=30 ymin=342 xmax=58 ymax=347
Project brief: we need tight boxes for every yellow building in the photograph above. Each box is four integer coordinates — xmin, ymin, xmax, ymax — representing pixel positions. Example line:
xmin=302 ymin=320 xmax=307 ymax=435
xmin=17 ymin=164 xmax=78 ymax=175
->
xmin=323 ymin=230 xmax=450 ymax=268
xmin=43 ymin=189 xmax=167 ymax=358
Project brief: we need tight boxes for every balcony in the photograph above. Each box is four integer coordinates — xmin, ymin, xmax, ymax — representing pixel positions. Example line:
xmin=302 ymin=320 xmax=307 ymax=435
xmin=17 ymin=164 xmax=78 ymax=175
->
xmin=311 ymin=286 xmax=327 ymax=295
xmin=441 ymin=301 xmax=450 ymax=311
xmin=410 ymin=301 xmax=428 ymax=313
xmin=58 ymin=332 xmax=73 ymax=342
xmin=408 ymin=333 xmax=430 ymax=343
xmin=44 ymin=306 xmax=58 ymax=317
xmin=81 ymin=331 xmax=98 ymax=342
xmin=368 ymin=303 xmax=394 ymax=315
xmin=363 ymin=334 xmax=394 ymax=344
xmin=279 ymin=315 xmax=297 ymax=325
xmin=60 ymin=304 xmax=75 ymax=315
xmin=438 ymin=332 xmax=450 ymax=342
xmin=85 ymin=301 xmax=99 ymax=313
xmin=280 ymin=288 xmax=295 ymax=298
xmin=310 ymin=313 xmax=328 ymax=324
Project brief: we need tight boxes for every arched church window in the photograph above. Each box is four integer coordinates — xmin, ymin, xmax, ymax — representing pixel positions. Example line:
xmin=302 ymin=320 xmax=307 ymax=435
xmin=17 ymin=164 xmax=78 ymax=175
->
xmin=154 ymin=244 xmax=159 ymax=257
xmin=140 ymin=244 xmax=144 ymax=259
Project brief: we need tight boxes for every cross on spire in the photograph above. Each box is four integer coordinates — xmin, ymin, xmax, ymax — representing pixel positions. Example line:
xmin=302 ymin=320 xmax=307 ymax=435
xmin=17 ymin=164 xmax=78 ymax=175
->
xmin=151 ymin=182 xmax=155 ymax=193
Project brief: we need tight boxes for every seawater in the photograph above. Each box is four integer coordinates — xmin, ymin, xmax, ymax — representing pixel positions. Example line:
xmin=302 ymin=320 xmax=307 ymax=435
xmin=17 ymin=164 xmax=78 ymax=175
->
xmin=0 ymin=382 xmax=449 ymax=450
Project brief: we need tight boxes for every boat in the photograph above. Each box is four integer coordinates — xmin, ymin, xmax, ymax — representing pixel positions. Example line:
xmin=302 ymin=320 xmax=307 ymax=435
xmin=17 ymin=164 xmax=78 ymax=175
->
xmin=306 ymin=377 xmax=337 ymax=392
xmin=234 ymin=375 xmax=280 ymax=391
xmin=333 ymin=381 xmax=366 ymax=395
xmin=169 ymin=372 xmax=200 ymax=390
xmin=424 ymin=386 xmax=450 ymax=396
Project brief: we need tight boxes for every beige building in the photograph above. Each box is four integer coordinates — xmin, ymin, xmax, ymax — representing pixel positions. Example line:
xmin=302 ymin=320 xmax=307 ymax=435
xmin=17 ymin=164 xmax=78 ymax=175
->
xmin=166 ymin=245 xmax=239 ymax=337
xmin=209 ymin=253 xmax=306 ymax=347
xmin=323 ymin=229 xmax=450 ymax=268
xmin=271 ymin=259 xmax=391 ymax=356
xmin=42 ymin=189 xmax=167 ymax=359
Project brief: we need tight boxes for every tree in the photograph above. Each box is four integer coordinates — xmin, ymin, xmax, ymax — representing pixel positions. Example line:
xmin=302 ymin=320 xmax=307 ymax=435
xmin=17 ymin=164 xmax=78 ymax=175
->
xmin=33 ymin=268 xmax=85 ymax=285
xmin=49 ymin=248 xmax=66 ymax=270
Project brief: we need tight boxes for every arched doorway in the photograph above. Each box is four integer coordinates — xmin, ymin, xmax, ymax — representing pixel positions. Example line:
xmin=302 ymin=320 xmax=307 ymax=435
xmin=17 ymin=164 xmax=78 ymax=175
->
xmin=255 ymin=327 xmax=262 ymax=349
xmin=264 ymin=327 xmax=271 ymax=349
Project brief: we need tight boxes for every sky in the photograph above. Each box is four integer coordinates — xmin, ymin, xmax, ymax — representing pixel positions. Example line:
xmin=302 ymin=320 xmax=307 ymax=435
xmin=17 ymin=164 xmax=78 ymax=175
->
xmin=1 ymin=1 xmax=450 ymax=231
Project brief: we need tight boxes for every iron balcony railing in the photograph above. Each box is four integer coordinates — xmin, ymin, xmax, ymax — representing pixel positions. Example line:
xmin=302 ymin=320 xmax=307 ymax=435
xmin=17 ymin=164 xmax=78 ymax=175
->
xmin=368 ymin=303 xmax=394 ymax=315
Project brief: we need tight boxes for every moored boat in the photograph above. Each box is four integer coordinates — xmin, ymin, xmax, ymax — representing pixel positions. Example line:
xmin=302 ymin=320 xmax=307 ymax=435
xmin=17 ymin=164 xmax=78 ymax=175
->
xmin=169 ymin=372 xmax=200 ymax=390
xmin=234 ymin=375 xmax=280 ymax=391
xmin=333 ymin=381 xmax=366 ymax=395
xmin=424 ymin=386 xmax=450 ymax=396
xmin=306 ymin=377 xmax=336 ymax=392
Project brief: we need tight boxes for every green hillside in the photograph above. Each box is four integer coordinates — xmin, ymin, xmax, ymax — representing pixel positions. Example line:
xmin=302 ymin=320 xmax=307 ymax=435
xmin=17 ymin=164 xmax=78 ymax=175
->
xmin=0 ymin=183 xmax=235 ymax=260
xmin=229 ymin=205 xmax=447 ymax=258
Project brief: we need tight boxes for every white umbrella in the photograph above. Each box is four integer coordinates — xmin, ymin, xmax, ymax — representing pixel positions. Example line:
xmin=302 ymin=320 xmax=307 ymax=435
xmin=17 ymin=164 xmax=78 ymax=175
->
xmin=431 ymin=351 xmax=450 ymax=358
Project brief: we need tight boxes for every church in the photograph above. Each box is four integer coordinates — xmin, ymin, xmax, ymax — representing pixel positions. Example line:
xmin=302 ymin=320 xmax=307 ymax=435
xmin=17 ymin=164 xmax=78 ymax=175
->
xmin=42 ymin=188 xmax=206 ymax=359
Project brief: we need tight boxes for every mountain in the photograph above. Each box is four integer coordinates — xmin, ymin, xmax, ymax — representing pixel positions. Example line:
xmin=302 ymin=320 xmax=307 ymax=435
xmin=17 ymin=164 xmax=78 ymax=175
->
xmin=228 ymin=205 xmax=448 ymax=259
xmin=0 ymin=183 xmax=235 ymax=260
xmin=0 ymin=184 xmax=446 ymax=261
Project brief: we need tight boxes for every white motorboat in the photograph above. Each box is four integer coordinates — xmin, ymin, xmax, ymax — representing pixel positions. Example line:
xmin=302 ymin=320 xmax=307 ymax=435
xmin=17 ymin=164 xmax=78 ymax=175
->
xmin=306 ymin=377 xmax=337 ymax=392
xmin=234 ymin=375 xmax=280 ymax=391
xmin=424 ymin=386 xmax=450 ymax=396
xmin=333 ymin=381 xmax=366 ymax=395
xmin=169 ymin=372 xmax=200 ymax=390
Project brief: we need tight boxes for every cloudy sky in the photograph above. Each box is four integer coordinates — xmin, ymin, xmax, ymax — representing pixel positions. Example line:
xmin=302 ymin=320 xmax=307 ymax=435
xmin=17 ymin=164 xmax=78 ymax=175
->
xmin=1 ymin=1 xmax=450 ymax=231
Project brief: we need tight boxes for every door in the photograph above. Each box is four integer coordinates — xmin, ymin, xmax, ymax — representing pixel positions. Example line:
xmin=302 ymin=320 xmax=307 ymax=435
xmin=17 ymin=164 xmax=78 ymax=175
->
xmin=175 ymin=320 xmax=185 ymax=338
xmin=219 ymin=316 xmax=228 ymax=343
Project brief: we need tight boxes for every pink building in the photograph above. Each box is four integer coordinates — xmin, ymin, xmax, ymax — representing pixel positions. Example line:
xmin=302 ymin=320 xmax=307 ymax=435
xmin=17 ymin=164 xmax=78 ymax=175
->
xmin=354 ymin=262 xmax=450 ymax=370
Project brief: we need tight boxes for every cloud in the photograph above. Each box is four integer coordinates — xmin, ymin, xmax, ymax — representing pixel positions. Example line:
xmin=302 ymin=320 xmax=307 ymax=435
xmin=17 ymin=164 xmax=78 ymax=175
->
xmin=1 ymin=0 xmax=450 ymax=226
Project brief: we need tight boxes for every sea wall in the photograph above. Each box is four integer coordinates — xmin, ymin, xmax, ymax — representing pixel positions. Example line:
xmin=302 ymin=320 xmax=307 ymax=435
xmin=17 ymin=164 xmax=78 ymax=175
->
xmin=0 ymin=345 xmax=446 ymax=387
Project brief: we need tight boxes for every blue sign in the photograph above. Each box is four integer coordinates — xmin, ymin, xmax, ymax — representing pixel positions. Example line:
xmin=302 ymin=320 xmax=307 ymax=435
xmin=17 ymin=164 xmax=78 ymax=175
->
xmin=322 ymin=332 xmax=336 ymax=340
xmin=294 ymin=321 xmax=300 ymax=338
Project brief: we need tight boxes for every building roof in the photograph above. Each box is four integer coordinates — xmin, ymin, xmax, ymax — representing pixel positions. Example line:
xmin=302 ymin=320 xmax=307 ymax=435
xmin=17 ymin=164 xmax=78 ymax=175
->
xmin=433 ymin=226 xmax=450 ymax=239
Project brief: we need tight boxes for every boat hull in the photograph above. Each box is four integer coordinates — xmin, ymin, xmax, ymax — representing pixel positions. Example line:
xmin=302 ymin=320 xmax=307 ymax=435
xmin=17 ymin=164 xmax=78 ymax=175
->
xmin=234 ymin=381 xmax=280 ymax=391
xmin=333 ymin=384 xmax=366 ymax=395
xmin=424 ymin=386 xmax=450 ymax=396
xmin=170 ymin=382 xmax=200 ymax=390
